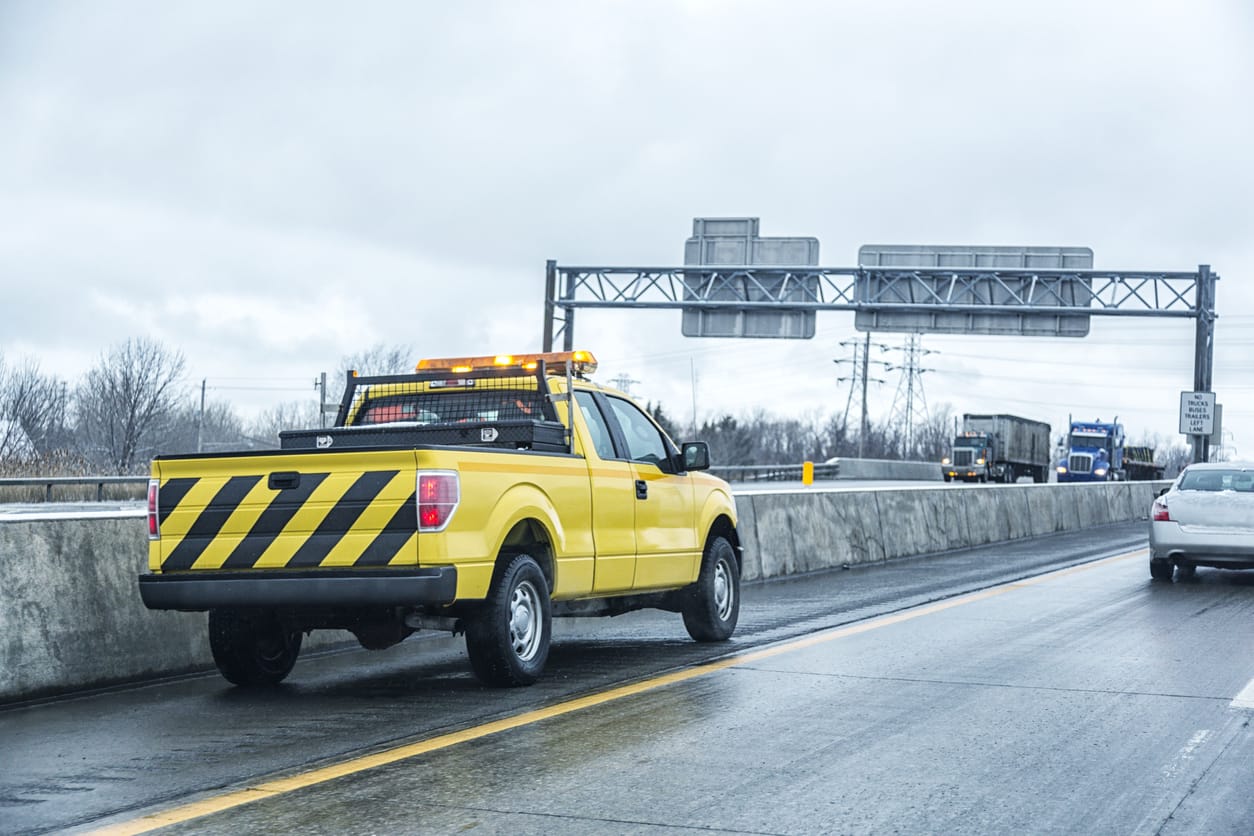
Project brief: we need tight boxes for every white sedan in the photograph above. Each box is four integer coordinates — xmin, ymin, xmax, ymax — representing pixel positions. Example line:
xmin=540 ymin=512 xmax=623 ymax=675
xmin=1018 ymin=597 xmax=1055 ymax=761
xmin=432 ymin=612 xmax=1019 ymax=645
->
xmin=1149 ymin=462 xmax=1254 ymax=581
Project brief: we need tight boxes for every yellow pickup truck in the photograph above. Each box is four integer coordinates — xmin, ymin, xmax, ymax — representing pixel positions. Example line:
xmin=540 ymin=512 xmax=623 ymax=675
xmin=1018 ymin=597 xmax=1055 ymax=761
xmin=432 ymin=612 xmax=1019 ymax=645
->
xmin=139 ymin=351 xmax=741 ymax=687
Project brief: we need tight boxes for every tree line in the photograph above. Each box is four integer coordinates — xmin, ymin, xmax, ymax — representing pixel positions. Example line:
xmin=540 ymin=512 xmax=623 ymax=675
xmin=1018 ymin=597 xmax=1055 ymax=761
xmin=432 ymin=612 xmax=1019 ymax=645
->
xmin=2 ymin=337 xmax=1187 ymax=476
xmin=0 ymin=339 xmax=412 ymax=476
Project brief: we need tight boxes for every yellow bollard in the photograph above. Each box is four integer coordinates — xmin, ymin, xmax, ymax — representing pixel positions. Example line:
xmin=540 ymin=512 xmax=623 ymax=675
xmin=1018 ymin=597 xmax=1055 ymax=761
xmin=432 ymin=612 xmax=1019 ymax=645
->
xmin=802 ymin=460 xmax=814 ymax=485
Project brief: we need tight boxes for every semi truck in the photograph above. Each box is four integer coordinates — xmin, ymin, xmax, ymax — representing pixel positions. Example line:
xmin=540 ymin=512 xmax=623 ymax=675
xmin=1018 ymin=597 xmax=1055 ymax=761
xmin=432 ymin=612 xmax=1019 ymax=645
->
xmin=941 ymin=413 xmax=1051 ymax=483
xmin=1056 ymin=416 xmax=1125 ymax=481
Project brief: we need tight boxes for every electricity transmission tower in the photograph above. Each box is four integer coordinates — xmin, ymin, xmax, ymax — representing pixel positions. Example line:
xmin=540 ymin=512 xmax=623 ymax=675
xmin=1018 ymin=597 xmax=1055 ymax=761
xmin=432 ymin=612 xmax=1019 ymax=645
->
xmin=833 ymin=334 xmax=888 ymax=457
xmin=608 ymin=373 xmax=640 ymax=395
xmin=885 ymin=334 xmax=936 ymax=457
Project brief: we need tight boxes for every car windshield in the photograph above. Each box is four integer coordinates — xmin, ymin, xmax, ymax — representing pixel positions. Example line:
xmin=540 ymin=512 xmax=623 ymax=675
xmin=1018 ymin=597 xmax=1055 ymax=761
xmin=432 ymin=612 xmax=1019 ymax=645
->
xmin=1070 ymin=431 xmax=1109 ymax=447
xmin=1178 ymin=469 xmax=1254 ymax=492
xmin=953 ymin=435 xmax=988 ymax=447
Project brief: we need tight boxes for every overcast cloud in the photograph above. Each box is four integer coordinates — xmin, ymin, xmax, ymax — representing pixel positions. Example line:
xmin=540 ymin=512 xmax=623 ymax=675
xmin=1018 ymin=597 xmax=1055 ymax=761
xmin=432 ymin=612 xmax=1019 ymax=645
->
xmin=2 ymin=1 xmax=1252 ymax=456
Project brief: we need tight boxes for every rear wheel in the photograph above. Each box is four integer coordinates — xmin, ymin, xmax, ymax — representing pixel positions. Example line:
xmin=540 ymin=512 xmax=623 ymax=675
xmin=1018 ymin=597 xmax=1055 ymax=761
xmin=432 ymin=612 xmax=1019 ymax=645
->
xmin=683 ymin=536 xmax=740 ymax=642
xmin=208 ymin=609 xmax=302 ymax=686
xmin=465 ymin=554 xmax=551 ymax=687
xmin=1149 ymin=558 xmax=1174 ymax=582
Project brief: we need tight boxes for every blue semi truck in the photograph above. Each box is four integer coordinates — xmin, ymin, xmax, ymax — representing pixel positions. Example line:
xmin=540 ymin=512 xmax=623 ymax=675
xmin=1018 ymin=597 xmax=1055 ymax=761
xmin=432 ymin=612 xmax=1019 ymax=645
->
xmin=1057 ymin=417 xmax=1124 ymax=482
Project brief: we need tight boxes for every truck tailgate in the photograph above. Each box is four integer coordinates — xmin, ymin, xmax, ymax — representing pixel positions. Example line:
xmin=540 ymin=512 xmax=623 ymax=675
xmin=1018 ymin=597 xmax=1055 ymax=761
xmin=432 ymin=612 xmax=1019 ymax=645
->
xmin=151 ymin=449 xmax=421 ymax=573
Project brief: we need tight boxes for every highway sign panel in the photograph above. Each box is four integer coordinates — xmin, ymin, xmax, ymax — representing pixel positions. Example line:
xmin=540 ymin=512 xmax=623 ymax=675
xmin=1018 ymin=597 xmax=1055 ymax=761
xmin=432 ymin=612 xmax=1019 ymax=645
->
xmin=1179 ymin=390 xmax=1216 ymax=436
xmin=854 ymin=245 xmax=1094 ymax=337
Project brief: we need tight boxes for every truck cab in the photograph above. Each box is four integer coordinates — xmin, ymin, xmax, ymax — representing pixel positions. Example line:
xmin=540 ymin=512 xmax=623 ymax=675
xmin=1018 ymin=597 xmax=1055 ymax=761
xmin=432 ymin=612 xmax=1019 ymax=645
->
xmin=1056 ymin=419 xmax=1125 ymax=482
xmin=942 ymin=432 xmax=995 ymax=482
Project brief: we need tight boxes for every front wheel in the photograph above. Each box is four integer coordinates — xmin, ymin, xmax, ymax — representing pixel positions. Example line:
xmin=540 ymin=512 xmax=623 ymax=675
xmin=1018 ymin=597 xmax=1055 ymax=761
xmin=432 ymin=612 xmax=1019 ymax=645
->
xmin=208 ymin=609 xmax=302 ymax=686
xmin=683 ymin=536 xmax=740 ymax=642
xmin=465 ymin=553 xmax=552 ymax=687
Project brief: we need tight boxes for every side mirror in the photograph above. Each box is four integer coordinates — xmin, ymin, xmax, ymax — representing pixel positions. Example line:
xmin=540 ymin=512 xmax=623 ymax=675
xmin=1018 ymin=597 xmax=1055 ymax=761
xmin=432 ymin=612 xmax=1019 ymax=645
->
xmin=680 ymin=441 xmax=710 ymax=472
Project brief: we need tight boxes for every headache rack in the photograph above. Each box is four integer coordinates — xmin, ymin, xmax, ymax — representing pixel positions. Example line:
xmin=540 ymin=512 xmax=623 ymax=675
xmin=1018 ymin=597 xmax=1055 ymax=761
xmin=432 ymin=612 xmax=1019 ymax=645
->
xmin=280 ymin=361 xmax=574 ymax=453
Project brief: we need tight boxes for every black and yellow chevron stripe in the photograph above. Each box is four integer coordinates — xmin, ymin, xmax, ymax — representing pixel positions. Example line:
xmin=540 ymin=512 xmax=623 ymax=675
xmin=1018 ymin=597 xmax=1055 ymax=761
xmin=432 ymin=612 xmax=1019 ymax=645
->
xmin=155 ymin=470 xmax=418 ymax=572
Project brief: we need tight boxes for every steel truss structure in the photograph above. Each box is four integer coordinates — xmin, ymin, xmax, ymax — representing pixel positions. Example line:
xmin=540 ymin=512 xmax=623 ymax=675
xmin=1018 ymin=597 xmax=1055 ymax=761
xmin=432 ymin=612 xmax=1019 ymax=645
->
xmin=541 ymin=260 xmax=1218 ymax=460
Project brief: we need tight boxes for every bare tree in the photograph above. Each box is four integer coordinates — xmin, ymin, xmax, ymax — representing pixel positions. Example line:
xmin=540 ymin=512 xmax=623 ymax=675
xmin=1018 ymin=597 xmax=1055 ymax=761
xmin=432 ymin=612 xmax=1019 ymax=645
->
xmin=248 ymin=400 xmax=322 ymax=445
xmin=73 ymin=338 xmax=187 ymax=473
xmin=1 ymin=358 xmax=70 ymax=455
xmin=318 ymin=343 xmax=416 ymax=419
xmin=339 ymin=343 xmax=415 ymax=377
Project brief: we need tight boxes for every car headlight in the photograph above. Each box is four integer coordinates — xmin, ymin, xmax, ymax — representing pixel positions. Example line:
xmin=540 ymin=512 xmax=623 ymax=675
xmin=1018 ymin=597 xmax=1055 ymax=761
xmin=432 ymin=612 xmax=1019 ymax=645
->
xmin=941 ymin=457 xmax=951 ymax=465
xmin=976 ymin=457 xmax=985 ymax=465
xmin=1094 ymin=467 xmax=1107 ymax=476
xmin=1056 ymin=466 xmax=1067 ymax=473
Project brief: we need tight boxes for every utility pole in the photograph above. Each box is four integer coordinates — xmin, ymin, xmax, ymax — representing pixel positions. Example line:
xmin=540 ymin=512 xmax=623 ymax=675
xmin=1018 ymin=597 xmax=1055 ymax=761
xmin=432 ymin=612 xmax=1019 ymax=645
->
xmin=316 ymin=373 xmax=333 ymax=428
xmin=196 ymin=379 xmax=206 ymax=453
xmin=834 ymin=334 xmax=887 ymax=457
xmin=885 ymin=334 xmax=936 ymax=458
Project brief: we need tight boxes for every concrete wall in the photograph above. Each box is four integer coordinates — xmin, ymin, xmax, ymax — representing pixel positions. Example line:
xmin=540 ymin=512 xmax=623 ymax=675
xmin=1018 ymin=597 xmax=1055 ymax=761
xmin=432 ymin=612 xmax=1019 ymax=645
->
xmin=0 ymin=482 xmax=1161 ymax=704
xmin=828 ymin=458 xmax=942 ymax=481
xmin=731 ymin=481 xmax=1160 ymax=581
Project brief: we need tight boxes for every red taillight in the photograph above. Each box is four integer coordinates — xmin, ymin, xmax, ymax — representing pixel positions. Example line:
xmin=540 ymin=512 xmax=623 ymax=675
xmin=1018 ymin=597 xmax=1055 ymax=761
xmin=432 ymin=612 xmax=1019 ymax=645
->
xmin=1152 ymin=497 xmax=1171 ymax=522
xmin=417 ymin=472 xmax=459 ymax=531
xmin=147 ymin=479 xmax=160 ymax=539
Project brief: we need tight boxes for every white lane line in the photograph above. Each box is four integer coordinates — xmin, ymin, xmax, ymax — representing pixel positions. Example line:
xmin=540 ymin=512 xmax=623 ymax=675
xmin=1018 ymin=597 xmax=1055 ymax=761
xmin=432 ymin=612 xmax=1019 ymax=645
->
xmin=1231 ymin=676 xmax=1254 ymax=710
xmin=1161 ymin=729 xmax=1212 ymax=779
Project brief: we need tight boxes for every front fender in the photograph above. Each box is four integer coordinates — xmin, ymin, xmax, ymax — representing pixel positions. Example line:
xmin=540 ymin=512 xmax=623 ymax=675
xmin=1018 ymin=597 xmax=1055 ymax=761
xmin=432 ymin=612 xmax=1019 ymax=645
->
xmin=696 ymin=483 xmax=738 ymax=546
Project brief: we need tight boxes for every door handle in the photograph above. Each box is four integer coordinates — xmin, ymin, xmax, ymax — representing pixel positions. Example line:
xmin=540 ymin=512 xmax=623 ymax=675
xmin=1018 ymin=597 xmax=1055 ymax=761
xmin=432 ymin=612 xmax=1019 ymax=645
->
xmin=635 ymin=479 xmax=648 ymax=500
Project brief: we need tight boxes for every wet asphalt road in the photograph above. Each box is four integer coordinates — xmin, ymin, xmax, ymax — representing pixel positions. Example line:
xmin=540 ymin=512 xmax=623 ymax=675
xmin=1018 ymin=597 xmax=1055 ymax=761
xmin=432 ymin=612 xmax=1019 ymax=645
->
xmin=4 ymin=521 xmax=1253 ymax=835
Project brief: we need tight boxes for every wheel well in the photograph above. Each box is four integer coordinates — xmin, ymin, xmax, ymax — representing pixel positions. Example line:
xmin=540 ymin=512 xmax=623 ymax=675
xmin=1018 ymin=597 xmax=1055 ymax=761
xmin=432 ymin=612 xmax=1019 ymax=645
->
xmin=709 ymin=514 xmax=741 ymax=574
xmin=497 ymin=518 xmax=555 ymax=591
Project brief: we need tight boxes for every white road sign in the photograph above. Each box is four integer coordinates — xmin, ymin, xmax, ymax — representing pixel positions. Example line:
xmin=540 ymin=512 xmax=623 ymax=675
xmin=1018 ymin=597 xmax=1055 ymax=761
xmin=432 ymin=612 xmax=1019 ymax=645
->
xmin=1179 ymin=391 xmax=1216 ymax=436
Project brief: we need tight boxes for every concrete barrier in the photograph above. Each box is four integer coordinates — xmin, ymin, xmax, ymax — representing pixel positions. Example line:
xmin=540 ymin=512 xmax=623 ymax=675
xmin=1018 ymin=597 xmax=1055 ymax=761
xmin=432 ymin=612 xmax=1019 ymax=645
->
xmin=732 ymin=482 xmax=1161 ymax=582
xmin=0 ymin=481 xmax=1163 ymax=704
xmin=826 ymin=458 xmax=942 ymax=481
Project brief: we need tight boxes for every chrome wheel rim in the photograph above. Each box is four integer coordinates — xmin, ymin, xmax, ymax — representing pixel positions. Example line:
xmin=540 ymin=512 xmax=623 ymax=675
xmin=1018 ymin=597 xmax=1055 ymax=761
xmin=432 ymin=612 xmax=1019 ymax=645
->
xmin=509 ymin=579 xmax=542 ymax=661
xmin=713 ymin=557 xmax=733 ymax=622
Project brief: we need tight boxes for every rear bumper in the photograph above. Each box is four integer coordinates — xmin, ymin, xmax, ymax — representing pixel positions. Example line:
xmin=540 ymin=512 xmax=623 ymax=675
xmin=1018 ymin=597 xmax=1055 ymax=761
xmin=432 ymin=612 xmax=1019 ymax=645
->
xmin=1149 ymin=522 xmax=1254 ymax=569
xmin=139 ymin=567 xmax=458 ymax=612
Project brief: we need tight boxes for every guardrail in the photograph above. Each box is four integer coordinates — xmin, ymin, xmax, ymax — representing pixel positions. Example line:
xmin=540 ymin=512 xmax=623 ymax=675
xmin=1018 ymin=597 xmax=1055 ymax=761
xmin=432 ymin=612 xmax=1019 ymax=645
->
xmin=709 ymin=463 xmax=841 ymax=482
xmin=0 ymin=476 xmax=148 ymax=502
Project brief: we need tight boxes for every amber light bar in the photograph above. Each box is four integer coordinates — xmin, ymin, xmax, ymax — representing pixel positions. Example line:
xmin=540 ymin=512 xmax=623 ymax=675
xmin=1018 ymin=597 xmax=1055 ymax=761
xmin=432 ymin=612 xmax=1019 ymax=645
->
xmin=417 ymin=350 xmax=597 ymax=376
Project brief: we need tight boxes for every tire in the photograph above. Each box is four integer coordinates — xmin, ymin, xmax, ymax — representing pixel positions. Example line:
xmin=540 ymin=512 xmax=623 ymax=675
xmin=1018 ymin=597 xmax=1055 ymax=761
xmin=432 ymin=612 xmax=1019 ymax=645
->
xmin=465 ymin=553 xmax=551 ymax=687
xmin=208 ymin=609 xmax=302 ymax=686
xmin=943 ymin=474 xmax=952 ymax=483
xmin=682 ymin=536 xmax=740 ymax=642
xmin=1003 ymin=466 xmax=1015 ymax=484
xmin=1149 ymin=558 xmax=1174 ymax=582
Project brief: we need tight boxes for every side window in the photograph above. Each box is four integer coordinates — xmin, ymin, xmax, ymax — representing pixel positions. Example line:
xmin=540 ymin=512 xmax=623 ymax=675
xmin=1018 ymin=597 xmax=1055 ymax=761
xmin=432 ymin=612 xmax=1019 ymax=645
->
xmin=605 ymin=396 xmax=670 ymax=468
xmin=573 ymin=391 xmax=616 ymax=460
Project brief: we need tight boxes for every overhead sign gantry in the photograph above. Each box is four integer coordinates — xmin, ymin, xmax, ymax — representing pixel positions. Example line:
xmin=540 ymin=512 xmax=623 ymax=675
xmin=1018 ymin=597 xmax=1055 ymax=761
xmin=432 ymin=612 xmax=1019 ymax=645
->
xmin=541 ymin=218 xmax=1218 ymax=460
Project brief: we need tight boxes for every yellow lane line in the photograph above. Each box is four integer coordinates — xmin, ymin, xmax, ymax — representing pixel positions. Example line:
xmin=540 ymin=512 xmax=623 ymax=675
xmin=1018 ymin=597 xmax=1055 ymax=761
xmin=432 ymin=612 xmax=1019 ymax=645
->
xmin=91 ymin=548 xmax=1145 ymax=835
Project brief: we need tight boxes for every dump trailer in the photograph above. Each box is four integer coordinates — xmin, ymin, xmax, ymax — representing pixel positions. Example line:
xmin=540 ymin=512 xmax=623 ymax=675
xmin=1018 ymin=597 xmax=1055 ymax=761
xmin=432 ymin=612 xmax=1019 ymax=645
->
xmin=1123 ymin=445 xmax=1165 ymax=481
xmin=942 ymin=413 xmax=1052 ymax=483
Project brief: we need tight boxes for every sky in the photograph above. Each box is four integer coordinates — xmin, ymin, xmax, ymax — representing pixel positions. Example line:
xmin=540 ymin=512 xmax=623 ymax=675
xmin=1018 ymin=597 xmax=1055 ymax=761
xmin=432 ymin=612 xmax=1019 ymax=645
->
xmin=2 ymin=1 xmax=1252 ymax=459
